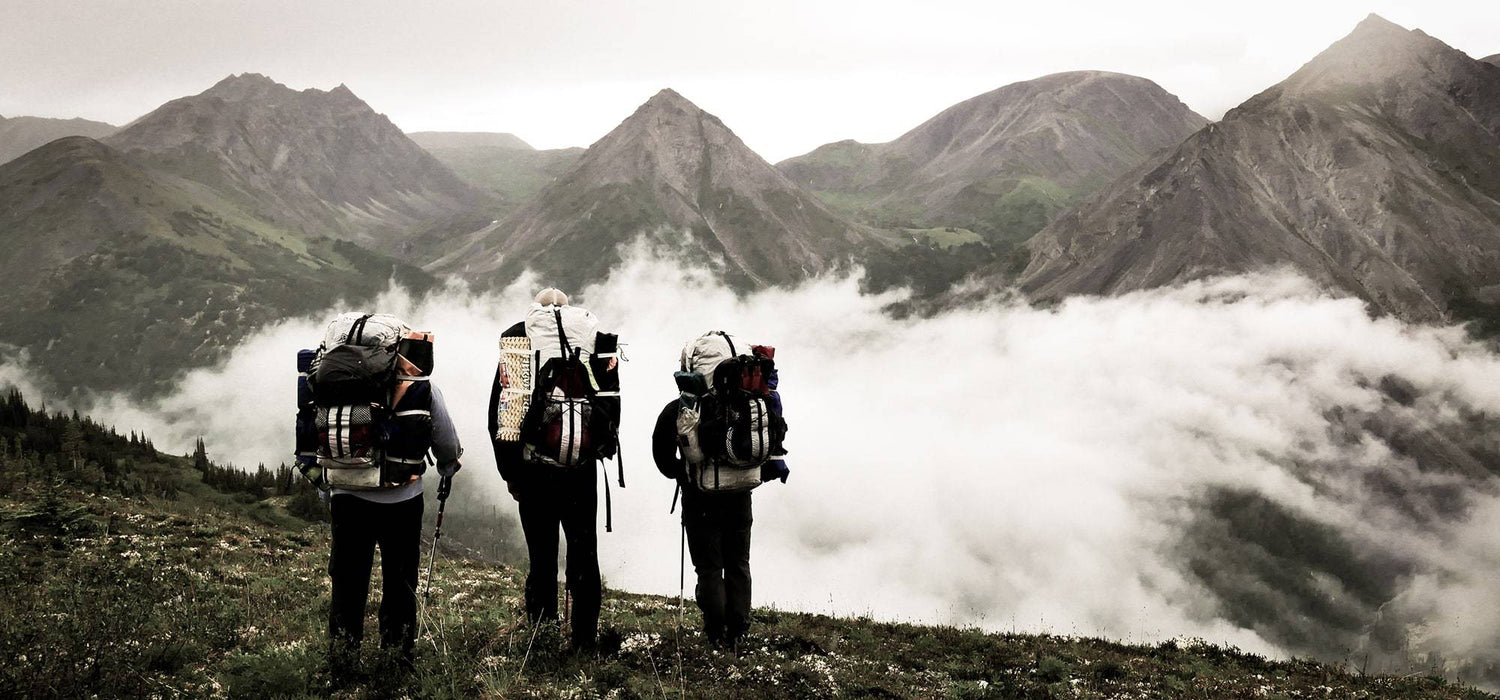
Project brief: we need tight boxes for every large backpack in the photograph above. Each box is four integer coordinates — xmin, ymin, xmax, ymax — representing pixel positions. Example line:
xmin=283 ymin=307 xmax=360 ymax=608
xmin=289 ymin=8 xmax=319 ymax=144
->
xmin=677 ymin=331 xmax=787 ymax=492
xmin=299 ymin=313 xmax=433 ymax=490
xmin=517 ymin=303 xmax=621 ymax=469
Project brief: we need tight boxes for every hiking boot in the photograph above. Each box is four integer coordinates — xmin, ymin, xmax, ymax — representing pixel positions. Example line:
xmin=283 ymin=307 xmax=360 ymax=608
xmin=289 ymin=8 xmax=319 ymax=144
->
xmin=569 ymin=636 xmax=598 ymax=657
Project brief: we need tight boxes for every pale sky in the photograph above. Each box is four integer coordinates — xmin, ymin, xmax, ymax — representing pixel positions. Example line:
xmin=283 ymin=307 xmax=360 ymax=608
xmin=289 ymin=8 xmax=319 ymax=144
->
xmin=2 ymin=0 xmax=1496 ymax=162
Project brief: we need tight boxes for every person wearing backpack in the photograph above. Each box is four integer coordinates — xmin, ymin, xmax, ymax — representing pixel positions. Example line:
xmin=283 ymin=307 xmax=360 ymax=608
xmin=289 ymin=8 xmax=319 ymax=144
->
xmin=486 ymin=288 xmax=623 ymax=651
xmin=294 ymin=313 xmax=463 ymax=672
xmin=652 ymin=331 xmax=788 ymax=650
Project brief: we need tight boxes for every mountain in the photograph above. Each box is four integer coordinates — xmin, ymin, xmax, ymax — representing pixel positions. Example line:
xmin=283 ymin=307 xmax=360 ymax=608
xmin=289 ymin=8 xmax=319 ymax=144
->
xmin=1020 ymin=16 xmax=1500 ymax=322
xmin=104 ymin=74 xmax=481 ymax=256
xmin=0 ymin=114 xmax=116 ymax=165
xmin=778 ymin=72 xmax=1208 ymax=244
xmin=0 ymin=136 xmax=431 ymax=395
xmin=410 ymin=131 xmax=584 ymax=215
xmin=430 ymin=89 xmax=880 ymax=288
xmin=1482 ymin=54 xmax=1500 ymax=66
xmin=408 ymin=131 xmax=534 ymax=151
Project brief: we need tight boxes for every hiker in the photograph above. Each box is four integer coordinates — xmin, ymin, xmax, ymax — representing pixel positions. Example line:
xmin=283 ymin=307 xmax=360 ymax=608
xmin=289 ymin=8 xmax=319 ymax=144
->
xmin=294 ymin=313 xmax=463 ymax=670
xmin=652 ymin=331 xmax=788 ymax=649
xmin=487 ymin=288 xmax=623 ymax=651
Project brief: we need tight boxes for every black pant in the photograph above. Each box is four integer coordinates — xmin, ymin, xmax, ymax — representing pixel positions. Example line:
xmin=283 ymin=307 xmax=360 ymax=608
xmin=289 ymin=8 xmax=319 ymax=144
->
xmin=515 ymin=466 xmax=601 ymax=647
xmin=682 ymin=488 xmax=753 ymax=642
xmin=329 ymin=493 xmax=424 ymax=660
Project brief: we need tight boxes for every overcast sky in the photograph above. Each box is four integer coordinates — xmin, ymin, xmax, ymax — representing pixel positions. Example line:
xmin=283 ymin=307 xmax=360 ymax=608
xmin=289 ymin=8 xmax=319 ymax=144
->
xmin=2 ymin=0 xmax=1496 ymax=162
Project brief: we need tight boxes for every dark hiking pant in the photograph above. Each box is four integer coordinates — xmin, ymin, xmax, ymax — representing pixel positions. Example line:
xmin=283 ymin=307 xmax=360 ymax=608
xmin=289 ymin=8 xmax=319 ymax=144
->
xmin=683 ymin=488 xmax=753 ymax=642
xmin=329 ymin=493 xmax=424 ymax=662
xmin=516 ymin=466 xmax=601 ymax=647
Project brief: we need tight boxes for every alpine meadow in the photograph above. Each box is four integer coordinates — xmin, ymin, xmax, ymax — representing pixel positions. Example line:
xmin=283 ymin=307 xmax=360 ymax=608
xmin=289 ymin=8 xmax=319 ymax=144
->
xmin=3 ymin=3 xmax=1500 ymax=698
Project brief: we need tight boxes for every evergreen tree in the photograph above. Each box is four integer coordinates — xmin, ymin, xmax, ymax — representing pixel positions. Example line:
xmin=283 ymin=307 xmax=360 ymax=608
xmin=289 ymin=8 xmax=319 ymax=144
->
xmin=192 ymin=437 xmax=209 ymax=473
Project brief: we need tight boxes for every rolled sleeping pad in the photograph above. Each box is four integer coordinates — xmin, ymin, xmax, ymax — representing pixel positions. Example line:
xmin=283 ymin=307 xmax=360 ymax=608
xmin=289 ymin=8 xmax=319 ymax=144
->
xmin=295 ymin=349 xmax=319 ymax=468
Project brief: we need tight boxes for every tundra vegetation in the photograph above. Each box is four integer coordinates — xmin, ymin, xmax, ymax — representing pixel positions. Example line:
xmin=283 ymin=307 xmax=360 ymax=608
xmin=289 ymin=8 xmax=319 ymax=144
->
xmin=0 ymin=389 xmax=1488 ymax=698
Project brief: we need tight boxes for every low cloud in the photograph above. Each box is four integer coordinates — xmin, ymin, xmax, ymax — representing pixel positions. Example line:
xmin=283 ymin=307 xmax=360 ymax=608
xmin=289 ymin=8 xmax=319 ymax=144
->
xmin=11 ymin=242 xmax=1500 ymax=678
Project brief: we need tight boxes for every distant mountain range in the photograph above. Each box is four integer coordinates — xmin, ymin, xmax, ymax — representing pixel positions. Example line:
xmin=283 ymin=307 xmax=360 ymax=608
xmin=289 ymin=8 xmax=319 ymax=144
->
xmin=407 ymin=131 xmax=534 ymax=151
xmin=0 ymin=136 xmax=431 ymax=395
xmin=4 ymin=17 xmax=1498 ymax=396
xmin=0 ymin=114 xmax=116 ymax=166
xmin=430 ymin=89 xmax=881 ymax=288
xmin=779 ymin=72 xmax=1207 ymax=245
xmin=1020 ymin=15 xmax=1500 ymax=322
xmin=408 ymin=130 xmax=584 ymax=218
xmin=105 ymin=73 xmax=482 ymax=256
xmin=0 ymin=75 xmax=469 ymax=395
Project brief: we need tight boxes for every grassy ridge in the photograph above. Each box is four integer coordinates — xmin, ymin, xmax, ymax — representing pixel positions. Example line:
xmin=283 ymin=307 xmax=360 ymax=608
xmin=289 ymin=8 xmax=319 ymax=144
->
xmin=0 ymin=393 xmax=1489 ymax=698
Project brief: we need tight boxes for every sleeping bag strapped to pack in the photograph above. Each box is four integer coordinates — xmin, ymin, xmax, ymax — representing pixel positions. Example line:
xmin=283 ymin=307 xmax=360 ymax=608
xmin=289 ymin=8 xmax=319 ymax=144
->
xmin=518 ymin=303 xmax=621 ymax=468
xmin=677 ymin=331 xmax=787 ymax=492
xmin=301 ymin=313 xmax=435 ymax=490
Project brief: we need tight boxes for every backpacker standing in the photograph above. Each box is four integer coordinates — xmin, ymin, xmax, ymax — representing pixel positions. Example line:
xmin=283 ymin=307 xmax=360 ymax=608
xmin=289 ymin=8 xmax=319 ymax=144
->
xmin=652 ymin=331 xmax=788 ymax=649
xmin=487 ymin=288 xmax=623 ymax=651
xmin=294 ymin=313 xmax=463 ymax=671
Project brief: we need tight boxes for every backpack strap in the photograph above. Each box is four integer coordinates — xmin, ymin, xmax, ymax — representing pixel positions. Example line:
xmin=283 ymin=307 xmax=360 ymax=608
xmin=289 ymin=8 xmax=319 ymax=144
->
xmin=349 ymin=314 xmax=372 ymax=345
xmin=553 ymin=308 xmax=572 ymax=358
xmin=716 ymin=331 xmax=738 ymax=357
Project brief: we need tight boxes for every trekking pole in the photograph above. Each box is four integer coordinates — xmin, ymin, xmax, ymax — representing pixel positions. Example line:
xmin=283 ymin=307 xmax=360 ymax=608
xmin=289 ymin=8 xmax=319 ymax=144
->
xmin=678 ymin=521 xmax=687 ymax=626
xmin=423 ymin=475 xmax=453 ymax=601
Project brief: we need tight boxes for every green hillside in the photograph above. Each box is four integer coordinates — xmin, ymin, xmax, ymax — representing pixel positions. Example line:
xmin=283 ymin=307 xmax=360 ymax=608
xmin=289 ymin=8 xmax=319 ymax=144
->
xmin=0 ymin=137 xmax=434 ymax=396
xmin=421 ymin=145 xmax=584 ymax=215
xmin=0 ymin=390 xmax=1487 ymax=698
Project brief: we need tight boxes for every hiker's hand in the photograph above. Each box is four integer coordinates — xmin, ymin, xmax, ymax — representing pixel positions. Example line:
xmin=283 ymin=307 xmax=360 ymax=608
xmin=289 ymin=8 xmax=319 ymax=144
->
xmin=437 ymin=475 xmax=453 ymax=501
xmin=437 ymin=460 xmax=461 ymax=479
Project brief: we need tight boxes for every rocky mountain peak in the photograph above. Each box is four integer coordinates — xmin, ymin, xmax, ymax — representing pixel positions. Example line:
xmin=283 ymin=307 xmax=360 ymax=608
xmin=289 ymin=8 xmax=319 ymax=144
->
xmin=641 ymin=87 xmax=695 ymax=112
xmin=1018 ymin=16 xmax=1500 ymax=322
xmin=429 ymin=88 xmax=875 ymax=288
xmin=103 ymin=74 xmax=479 ymax=252
xmin=201 ymin=72 xmax=283 ymax=101
xmin=1271 ymin=13 xmax=1469 ymax=100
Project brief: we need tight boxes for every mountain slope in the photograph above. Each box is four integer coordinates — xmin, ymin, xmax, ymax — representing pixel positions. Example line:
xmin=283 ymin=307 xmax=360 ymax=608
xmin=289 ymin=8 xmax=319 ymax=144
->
xmin=778 ymin=72 xmax=1208 ymax=243
xmin=1483 ymin=54 xmax=1500 ymax=66
xmin=0 ymin=136 xmax=431 ymax=395
xmin=0 ymin=115 xmax=117 ymax=166
xmin=1020 ymin=16 xmax=1500 ymax=321
xmin=408 ymin=131 xmax=534 ymax=151
xmin=414 ymin=140 xmax=583 ymax=213
xmin=431 ymin=89 xmax=879 ymax=288
xmin=2 ymin=392 xmax=1486 ymax=697
xmin=104 ymin=74 xmax=481 ymax=255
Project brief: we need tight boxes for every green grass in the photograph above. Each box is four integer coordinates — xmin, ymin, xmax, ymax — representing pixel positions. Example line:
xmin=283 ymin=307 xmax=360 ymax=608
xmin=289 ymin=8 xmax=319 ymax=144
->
xmin=424 ymin=146 xmax=583 ymax=210
xmin=0 ymin=391 xmax=1489 ymax=698
xmin=901 ymin=227 xmax=984 ymax=250
xmin=3 ymin=487 xmax=1489 ymax=698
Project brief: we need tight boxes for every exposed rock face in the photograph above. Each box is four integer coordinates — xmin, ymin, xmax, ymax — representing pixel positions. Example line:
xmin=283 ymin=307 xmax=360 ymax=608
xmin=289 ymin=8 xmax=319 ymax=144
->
xmin=105 ymin=74 xmax=480 ymax=254
xmin=0 ymin=115 xmax=117 ymax=166
xmin=1021 ymin=16 xmax=1500 ymax=321
xmin=778 ymin=72 xmax=1207 ymax=241
xmin=0 ymin=136 xmax=430 ymax=395
xmin=432 ymin=89 xmax=879 ymax=288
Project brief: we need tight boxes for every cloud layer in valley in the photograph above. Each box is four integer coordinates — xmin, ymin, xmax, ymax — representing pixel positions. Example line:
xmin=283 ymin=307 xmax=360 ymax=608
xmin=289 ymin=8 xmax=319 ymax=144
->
xmin=9 ymin=242 xmax=1500 ymax=678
